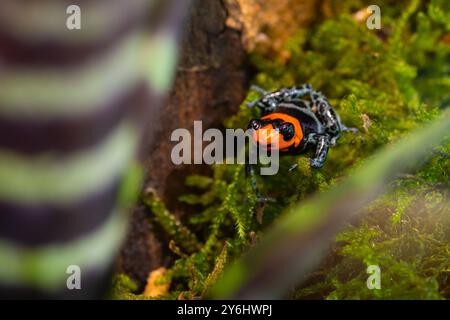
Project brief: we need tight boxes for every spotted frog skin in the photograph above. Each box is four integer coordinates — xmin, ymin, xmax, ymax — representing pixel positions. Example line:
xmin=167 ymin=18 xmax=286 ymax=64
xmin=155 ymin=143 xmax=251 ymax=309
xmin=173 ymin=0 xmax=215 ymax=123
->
xmin=247 ymin=84 xmax=357 ymax=169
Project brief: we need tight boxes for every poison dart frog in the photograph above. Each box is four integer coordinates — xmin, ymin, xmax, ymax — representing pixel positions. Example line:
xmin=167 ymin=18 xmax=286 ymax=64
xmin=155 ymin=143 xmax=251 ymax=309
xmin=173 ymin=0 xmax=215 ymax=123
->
xmin=246 ymin=84 xmax=357 ymax=202
xmin=247 ymin=84 xmax=357 ymax=168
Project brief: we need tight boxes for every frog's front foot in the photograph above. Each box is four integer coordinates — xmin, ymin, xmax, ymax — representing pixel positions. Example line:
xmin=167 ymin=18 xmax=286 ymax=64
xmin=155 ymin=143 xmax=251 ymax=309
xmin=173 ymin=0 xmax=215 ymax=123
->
xmin=310 ymin=158 xmax=325 ymax=169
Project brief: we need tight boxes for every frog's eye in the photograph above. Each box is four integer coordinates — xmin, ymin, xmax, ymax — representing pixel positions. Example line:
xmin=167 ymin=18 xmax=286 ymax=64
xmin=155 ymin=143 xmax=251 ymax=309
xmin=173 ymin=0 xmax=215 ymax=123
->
xmin=248 ymin=119 xmax=262 ymax=130
xmin=270 ymin=119 xmax=283 ymax=129
xmin=279 ymin=122 xmax=295 ymax=141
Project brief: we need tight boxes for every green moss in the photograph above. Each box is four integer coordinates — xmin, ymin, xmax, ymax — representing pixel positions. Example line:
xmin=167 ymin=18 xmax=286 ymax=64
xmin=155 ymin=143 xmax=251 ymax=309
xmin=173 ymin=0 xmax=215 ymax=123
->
xmin=294 ymin=181 xmax=449 ymax=300
xmin=143 ymin=189 xmax=201 ymax=254
xmin=110 ymin=274 xmax=144 ymax=300
xmin=116 ymin=0 xmax=449 ymax=299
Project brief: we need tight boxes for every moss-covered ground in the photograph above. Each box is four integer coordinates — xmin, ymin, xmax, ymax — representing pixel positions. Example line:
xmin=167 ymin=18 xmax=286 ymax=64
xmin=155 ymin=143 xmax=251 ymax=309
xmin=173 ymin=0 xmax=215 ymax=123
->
xmin=112 ymin=0 xmax=449 ymax=300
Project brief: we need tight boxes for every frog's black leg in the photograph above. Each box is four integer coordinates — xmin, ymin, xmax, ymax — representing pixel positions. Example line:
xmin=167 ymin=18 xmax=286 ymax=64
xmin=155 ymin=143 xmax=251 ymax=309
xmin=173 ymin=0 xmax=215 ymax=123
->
xmin=247 ymin=85 xmax=314 ymax=114
xmin=311 ymin=93 xmax=340 ymax=135
xmin=245 ymin=162 xmax=276 ymax=204
xmin=259 ymin=84 xmax=314 ymax=108
xmin=309 ymin=90 xmax=358 ymax=144
xmin=247 ymin=85 xmax=276 ymax=113
xmin=282 ymin=84 xmax=314 ymax=102
xmin=309 ymin=134 xmax=331 ymax=169
xmin=247 ymin=97 xmax=276 ymax=114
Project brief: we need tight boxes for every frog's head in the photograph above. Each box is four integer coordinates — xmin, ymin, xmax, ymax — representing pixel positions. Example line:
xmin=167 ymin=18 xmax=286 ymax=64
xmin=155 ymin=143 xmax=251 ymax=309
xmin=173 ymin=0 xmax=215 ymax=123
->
xmin=248 ymin=113 xmax=303 ymax=151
